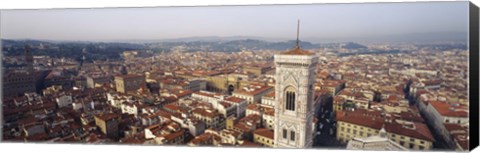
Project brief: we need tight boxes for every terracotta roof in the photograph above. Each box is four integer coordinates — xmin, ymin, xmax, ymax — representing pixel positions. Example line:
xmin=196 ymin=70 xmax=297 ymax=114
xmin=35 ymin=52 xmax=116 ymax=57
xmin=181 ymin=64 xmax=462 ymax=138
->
xmin=240 ymin=140 xmax=262 ymax=147
xmin=279 ymin=47 xmax=314 ymax=55
xmin=163 ymin=129 xmax=185 ymax=141
xmin=262 ymin=91 xmax=275 ymax=98
xmin=254 ymin=128 xmax=274 ymax=139
xmin=95 ymin=113 xmax=119 ymax=121
xmin=225 ymin=96 xmax=246 ymax=103
xmin=336 ymin=110 xmax=384 ymax=130
xmin=385 ymin=121 xmax=435 ymax=142
xmin=233 ymin=85 xmax=272 ymax=96
xmin=429 ymin=101 xmax=468 ymax=117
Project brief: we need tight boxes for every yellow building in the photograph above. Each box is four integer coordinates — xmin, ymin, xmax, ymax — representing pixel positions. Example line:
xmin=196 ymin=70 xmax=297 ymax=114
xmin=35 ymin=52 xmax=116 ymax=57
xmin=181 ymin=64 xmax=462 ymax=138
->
xmin=253 ymin=128 xmax=274 ymax=147
xmin=94 ymin=113 xmax=120 ymax=139
xmin=336 ymin=109 xmax=435 ymax=150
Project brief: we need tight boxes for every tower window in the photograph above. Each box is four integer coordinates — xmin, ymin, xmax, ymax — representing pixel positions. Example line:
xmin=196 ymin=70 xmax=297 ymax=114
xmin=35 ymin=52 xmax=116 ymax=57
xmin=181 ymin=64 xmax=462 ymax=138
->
xmin=290 ymin=131 xmax=295 ymax=141
xmin=285 ymin=87 xmax=296 ymax=111
xmin=283 ymin=129 xmax=287 ymax=139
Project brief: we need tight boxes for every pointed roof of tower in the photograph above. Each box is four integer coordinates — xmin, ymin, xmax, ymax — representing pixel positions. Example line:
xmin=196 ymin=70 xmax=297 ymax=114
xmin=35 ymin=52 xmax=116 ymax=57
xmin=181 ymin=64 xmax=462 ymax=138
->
xmin=280 ymin=20 xmax=314 ymax=56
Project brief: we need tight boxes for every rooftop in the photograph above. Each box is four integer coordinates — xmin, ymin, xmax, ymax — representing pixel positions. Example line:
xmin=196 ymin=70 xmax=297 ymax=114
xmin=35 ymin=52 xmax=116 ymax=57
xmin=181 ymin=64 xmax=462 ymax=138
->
xmin=279 ymin=47 xmax=314 ymax=55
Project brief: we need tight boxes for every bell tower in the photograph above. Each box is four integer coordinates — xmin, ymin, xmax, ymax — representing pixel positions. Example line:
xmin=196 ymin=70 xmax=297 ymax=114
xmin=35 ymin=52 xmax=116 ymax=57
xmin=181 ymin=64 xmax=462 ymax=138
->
xmin=273 ymin=20 xmax=318 ymax=148
xmin=24 ymin=45 xmax=34 ymax=74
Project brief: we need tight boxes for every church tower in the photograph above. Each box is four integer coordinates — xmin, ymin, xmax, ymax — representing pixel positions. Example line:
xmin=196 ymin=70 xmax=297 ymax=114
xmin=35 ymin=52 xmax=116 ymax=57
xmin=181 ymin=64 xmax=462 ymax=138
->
xmin=273 ymin=21 xmax=318 ymax=148
xmin=24 ymin=45 xmax=34 ymax=74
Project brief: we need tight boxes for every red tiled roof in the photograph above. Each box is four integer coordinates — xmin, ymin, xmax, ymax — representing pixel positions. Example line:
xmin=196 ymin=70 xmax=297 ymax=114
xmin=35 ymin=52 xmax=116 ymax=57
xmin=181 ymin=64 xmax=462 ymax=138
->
xmin=95 ymin=113 xmax=119 ymax=121
xmin=254 ymin=128 xmax=274 ymax=139
xmin=336 ymin=110 xmax=384 ymax=130
xmin=385 ymin=121 xmax=435 ymax=142
xmin=233 ymin=85 xmax=272 ymax=96
xmin=225 ymin=96 xmax=246 ymax=103
xmin=262 ymin=91 xmax=275 ymax=98
xmin=279 ymin=47 xmax=314 ymax=55
xmin=429 ymin=101 xmax=468 ymax=117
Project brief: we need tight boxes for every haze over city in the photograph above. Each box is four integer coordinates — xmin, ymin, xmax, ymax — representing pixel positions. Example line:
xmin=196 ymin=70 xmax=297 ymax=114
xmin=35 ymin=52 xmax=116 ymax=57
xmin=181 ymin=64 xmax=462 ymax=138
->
xmin=1 ymin=2 xmax=469 ymax=43
xmin=1 ymin=1 xmax=472 ymax=151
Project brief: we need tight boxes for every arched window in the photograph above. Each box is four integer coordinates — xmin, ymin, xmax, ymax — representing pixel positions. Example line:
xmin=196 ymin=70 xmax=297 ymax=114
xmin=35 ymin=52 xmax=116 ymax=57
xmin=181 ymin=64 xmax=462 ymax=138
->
xmin=285 ymin=87 xmax=296 ymax=111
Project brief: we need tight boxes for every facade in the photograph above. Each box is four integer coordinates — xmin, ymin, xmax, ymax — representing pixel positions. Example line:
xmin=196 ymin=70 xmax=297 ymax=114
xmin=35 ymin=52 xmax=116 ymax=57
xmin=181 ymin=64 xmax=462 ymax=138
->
xmin=254 ymin=128 xmax=275 ymax=147
xmin=55 ymin=94 xmax=73 ymax=108
xmin=261 ymin=91 xmax=275 ymax=107
xmin=94 ymin=113 xmax=120 ymax=139
xmin=86 ymin=75 xmax=111 ymax=88
xmin=273 ymin=43 xmax=318 ymax=148
xmin=115 ymin=74 xmax=146 ymax=94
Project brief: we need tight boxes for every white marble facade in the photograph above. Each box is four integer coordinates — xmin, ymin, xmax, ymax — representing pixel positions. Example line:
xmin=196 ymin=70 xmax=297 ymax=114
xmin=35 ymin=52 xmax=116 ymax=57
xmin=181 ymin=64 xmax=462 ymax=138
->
xmin=273 ymin=53 xmax=318 ymax=148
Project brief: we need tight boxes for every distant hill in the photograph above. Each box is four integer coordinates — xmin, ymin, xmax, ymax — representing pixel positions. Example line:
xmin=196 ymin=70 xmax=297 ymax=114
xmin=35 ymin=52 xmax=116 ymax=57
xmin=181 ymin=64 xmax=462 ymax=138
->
xmin=340 ymin=42 xmax=368 ymax=49
xmin=1 ymin=38 xmax=323 ymax=60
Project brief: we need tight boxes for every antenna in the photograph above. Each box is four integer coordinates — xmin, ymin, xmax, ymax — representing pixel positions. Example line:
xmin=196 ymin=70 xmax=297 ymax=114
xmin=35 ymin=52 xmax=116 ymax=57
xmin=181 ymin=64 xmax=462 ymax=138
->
xmin=296 ymin=20 xmax=300 ymax=49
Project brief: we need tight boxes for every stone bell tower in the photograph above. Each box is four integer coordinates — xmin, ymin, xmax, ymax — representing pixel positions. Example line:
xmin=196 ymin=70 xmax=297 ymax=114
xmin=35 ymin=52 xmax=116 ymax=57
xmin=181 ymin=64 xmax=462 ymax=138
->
xmin=273 ymin=20 xmax=318 ymax=148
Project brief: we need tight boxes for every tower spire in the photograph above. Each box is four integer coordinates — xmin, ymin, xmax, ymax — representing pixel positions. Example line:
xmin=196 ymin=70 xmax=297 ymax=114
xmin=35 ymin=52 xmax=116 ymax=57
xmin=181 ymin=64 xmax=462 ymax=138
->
xmin=296 ymin=20 xmax=300 ymax=49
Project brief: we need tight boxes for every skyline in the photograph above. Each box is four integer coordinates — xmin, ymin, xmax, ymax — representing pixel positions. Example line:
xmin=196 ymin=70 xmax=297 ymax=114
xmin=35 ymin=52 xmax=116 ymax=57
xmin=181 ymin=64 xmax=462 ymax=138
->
xmin=0 ymin=2 xmax=469 ymax=43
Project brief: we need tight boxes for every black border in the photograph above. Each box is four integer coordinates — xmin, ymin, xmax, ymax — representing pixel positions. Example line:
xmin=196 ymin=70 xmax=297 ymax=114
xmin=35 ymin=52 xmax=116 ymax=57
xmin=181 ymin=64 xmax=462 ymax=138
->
xmin=469 ymin=1 xmax=479 ymax=151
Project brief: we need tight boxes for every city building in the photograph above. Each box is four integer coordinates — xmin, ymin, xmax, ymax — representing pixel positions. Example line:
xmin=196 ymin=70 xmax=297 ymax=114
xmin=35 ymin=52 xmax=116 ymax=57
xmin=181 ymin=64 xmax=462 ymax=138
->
xmin=94 ymin=113 xmax=120 ymax=139
xmin=254 ymin=128 xmax=274 ymax=147
xmin=232 ymin=84 xmax=273 ymax=104
xmin=114 ymin=74 xmax=146 ymax=94
xmin=86 ymin=74 xmax=111 ymax=88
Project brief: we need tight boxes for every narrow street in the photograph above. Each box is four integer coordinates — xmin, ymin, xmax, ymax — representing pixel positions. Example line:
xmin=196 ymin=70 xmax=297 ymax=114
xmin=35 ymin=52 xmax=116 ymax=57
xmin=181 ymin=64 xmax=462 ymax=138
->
xmin=312 ymin=95 xmax=344 ymax=149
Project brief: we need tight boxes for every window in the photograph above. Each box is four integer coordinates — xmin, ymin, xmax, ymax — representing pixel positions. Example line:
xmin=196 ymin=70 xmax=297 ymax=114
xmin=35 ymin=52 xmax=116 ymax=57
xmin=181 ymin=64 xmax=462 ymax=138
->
xmin=420 ymin=141 xmax=425 ymax=144
xmin=359 ymin=131 xmax=364 ymax=136
xmin=283 ymin=129 xmax=287 ymax=139
xmin=285 ymin=87 xmax=296 ymax=111
xmin=290 ymin=131 xmax=295 ymax=141
xmin=409 ymin=143 xmax=414 ymax=149
xmin=419 ymin=146 xmax=424 ymax=150
xmin=445 ymin=119 xmax=449 ymax=123
xmin=341 ymin=127 xmax=345 ymax=131
xmin=400 ymin=141 xmax=405 ymax=146
xmin=410 ymin=138 xmax=414 ymax=142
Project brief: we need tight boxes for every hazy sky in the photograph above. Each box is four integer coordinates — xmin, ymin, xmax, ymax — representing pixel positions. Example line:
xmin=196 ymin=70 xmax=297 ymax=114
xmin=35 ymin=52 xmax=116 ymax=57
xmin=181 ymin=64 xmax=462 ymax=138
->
xmin=0 ymin=2 xmax=469 ymax=42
